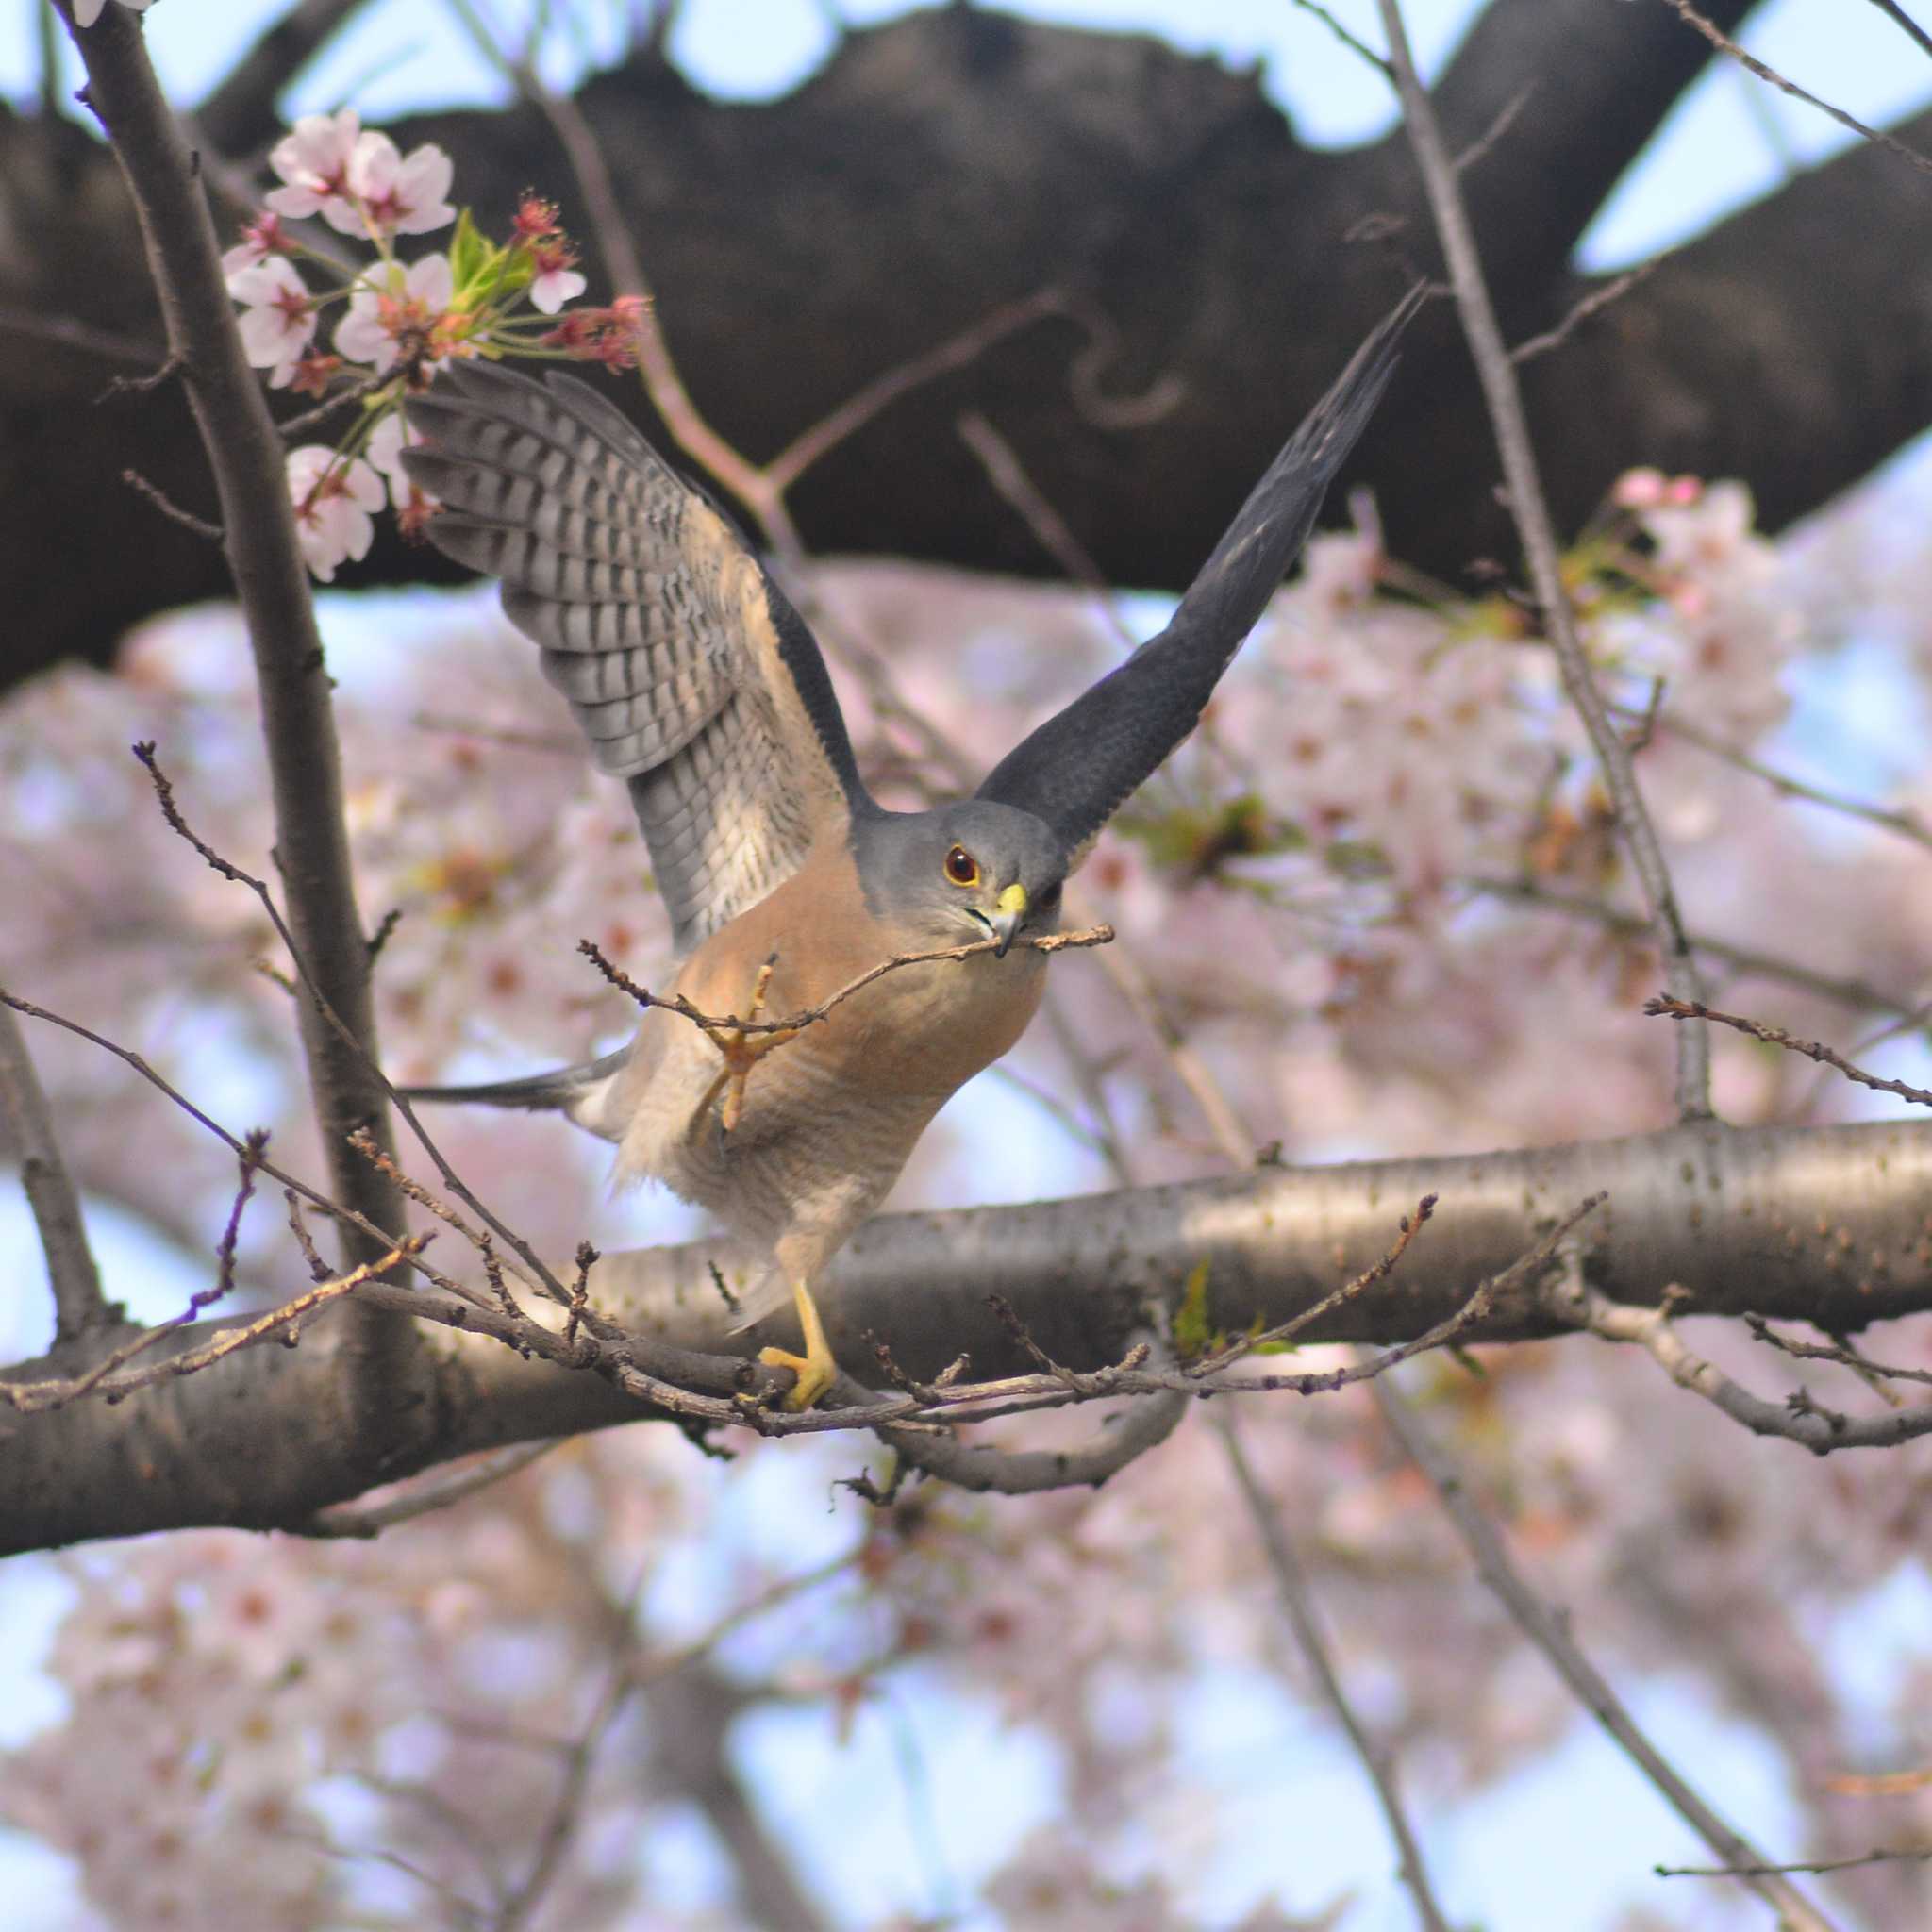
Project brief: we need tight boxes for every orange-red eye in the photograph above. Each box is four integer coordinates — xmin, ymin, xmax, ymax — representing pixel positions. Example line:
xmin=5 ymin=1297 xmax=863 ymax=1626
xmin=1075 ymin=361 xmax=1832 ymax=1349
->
xmin=943 ymin=844 xmax=980 ymax=887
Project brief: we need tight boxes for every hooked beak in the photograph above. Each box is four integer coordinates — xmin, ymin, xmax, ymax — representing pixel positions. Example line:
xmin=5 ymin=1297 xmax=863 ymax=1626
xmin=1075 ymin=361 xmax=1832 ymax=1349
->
xmin=989 ymin=883 xmax=1028 ymax=958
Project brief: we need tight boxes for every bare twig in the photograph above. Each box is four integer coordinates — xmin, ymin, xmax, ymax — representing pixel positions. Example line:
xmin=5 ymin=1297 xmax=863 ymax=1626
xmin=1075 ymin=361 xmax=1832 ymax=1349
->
xmin=1645 ymin=993 xmax=1932 ymax=1109
xmin=1511 ymin=262 xmax=1658 ymax=365
xmin=1466 ymin=875 xmax=1910 ymax=1017
xmin=1372 ymin=1374 xmax=1841 ymax=1931
xmin=307 ymin=1441 xmax=561 ymax=1538
xmin=1191 ymin=1194 xmax=1438 ymax=1376
xmin=766 ymin=290 xmax=1066 ymax=497
xmin=1745 ymin=1315 xmax=1932 ymax=1391
xmin=1219 ymin=1411 xmax=1452 ymax=1932
xmin=1864 ymin=0 xmax=1932 ymax=64
xmin=0 ymin=304 xmax=160 ymax=366
xmin=0 ymin=1235 xmax=426 ymax=1415
xmin=1455 ymin=85 xmax=1535 ymax=176
xmin=0 ymin=999 xmax=107 ymax=1342
xmin=1657 ymin=0 xmax=1932 ymax=176
xmin=1629 ymin=703 xmax=1932 ymax=854
xmin=1288 ymin=0 xmax=1391 ymax=75
xmin=577 ymin=924 xmax=1114 ymax=1043
xmin=956 ymin=409 xmax=1139 ymax=650
xmin=1560 ymin=1283 xmax=1932 ymax=1456
xmin=1659 ymin=1845 xmax=1932 ymax=1879
xmin=1374 ymin=0 xmax=1711 ymax=1120
xmin=119 ymin=467 xmax=224 ymax=540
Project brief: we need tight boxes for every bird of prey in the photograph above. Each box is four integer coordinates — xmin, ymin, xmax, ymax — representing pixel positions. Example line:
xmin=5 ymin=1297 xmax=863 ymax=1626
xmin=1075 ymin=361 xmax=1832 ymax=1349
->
xmin=400 ymin=286 xmax=1417 ymax=1409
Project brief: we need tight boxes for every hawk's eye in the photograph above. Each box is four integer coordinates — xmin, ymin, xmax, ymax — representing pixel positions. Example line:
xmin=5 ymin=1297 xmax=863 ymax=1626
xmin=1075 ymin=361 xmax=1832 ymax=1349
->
xmin=943 ymin=844 xmax=980 ymax=888
xmin=1037 ymin=881 xmax=1063 ymax=911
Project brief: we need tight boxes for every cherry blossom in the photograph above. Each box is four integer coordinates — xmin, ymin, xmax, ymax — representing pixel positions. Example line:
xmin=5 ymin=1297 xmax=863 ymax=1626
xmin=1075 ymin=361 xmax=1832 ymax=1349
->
xmin=528 ymin=238 xmax=589 ymax=314
xmin=228 ymin=255 xmax=315 ymax=387
xmin=264 ymin=109 xmax=363 ymax=235
xmin=220 ymin=211 xmax=291 ymax=286
xmin=343 ymin=127 xmax=456 ymax=238
xmin=333 ymin=251 xmax=458 ymax=376
xmin=285 ymin=445 xmax=384 ymax=581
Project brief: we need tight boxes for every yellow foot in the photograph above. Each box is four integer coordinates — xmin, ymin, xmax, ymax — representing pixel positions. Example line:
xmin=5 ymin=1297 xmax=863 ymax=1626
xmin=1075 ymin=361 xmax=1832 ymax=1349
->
xmin=705 ymin=956 xmax=800 ymax=1133
xmin=758 ymin=1279 xmax=838 ymax=1410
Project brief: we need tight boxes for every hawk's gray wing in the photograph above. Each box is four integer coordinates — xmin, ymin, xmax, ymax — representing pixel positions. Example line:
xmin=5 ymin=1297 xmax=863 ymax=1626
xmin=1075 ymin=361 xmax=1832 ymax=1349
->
xmin=974 ymin=285 xmax=1423 ymax=862
xmin=404 ymin=362 xmax=870 ymax=955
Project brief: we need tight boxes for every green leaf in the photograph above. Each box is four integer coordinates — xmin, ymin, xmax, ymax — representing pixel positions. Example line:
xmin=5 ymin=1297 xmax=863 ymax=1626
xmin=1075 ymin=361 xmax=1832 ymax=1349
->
xmin=449 ymin=208 xmax=492 ymax=291
xmin=1173 ymin=1257 xmax=1215 ymax=1361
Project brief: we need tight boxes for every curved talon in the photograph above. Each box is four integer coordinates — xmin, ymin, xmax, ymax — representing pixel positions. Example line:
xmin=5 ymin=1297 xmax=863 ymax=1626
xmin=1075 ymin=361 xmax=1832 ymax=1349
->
xmin=758 ymin=1279 xmax=837 ymax=1410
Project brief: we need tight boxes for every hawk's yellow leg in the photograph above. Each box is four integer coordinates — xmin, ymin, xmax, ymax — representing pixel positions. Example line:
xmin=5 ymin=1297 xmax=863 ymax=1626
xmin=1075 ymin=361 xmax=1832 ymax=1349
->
xmin=758 ymin=1279 xmax=838 ymax=1411
xmin=701 ymin=958 xmax=801 ymax=1134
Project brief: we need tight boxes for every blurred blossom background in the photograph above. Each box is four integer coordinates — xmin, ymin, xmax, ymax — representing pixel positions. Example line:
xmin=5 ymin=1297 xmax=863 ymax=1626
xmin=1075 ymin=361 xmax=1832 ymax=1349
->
xmin=6 ymin=2 xmax=1932 ymax=1927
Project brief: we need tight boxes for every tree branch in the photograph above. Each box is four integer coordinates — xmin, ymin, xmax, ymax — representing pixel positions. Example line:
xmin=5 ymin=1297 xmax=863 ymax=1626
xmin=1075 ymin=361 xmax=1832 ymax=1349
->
xmin=1219 ymin=1411 xmax=1453 ymax=1932
xmin=1374 ymin=0 xmax=1712 ymax=1120
xmin=65 ymin=11 xmax=416 ymax=1426
xmin=8 ymin=1108 xmax=1932 ymax=1551
xmin=0 ymin=1000 xmax=107 ymax=1343
xmin=1371 ymin=1375 xmax=1842 ymax=1931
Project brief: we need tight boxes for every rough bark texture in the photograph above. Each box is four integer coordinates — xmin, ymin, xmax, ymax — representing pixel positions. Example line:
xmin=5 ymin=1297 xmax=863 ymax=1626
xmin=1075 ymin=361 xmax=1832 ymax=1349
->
xmin=7 ymin=1117 xmax=1930 ymax=1554
xmin=13 ymin=0 xmax=1932 ymax=692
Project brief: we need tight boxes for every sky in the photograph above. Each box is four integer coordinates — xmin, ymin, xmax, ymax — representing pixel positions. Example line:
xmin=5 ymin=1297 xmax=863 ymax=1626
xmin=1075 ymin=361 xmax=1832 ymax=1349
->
xmin=5 ymin=1 xmax=1932 ymax=1927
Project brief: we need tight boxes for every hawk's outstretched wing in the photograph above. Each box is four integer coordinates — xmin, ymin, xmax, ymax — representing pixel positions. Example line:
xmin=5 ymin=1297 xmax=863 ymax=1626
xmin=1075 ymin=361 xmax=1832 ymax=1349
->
xmin=974 ymin=284 xmax=1424 ymax=862
xmin=404 ymin=363 xmax=870 ymax=955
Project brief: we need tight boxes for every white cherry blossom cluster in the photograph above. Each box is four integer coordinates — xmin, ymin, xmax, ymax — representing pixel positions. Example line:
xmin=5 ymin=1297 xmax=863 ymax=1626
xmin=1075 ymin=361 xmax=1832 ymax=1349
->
xmin=223 ymin=111 xmax=639 ymax=580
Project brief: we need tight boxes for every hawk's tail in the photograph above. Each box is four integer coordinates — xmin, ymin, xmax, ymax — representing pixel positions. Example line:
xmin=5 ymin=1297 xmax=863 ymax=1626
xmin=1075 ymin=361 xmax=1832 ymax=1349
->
xmin=398 ymin=1046 xmax=633 ymax=1143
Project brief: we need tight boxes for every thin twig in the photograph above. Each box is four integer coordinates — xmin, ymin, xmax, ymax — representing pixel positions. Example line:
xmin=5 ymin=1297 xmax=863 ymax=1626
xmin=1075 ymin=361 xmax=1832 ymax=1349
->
xmin=1559 ymin=1281 xmax=1932 ymax=1456
xmin=1219 ymin=1411 xmax=1453 ymax=1932
xmin=1288 ymin=0 xmax=1390 ymax=74
xmin=1629 ymin=702 xmax=1932 ymax=854
xmin=1744 ymin=1315 xmax=1932 ymax=1391
xmin=1511 ymin=262 xmax=1658 ymax=365
xmin=307 ymin=1442 xmax=560 ymax=1537
xmin=577 ymin=924 xmax=1114 ymax=1042
xmin=1864 ymin=0 xmax=1932 ymax=64
xmin=0 ymin=304 xmax=161 ymax=366
xmin=1660 ymin=1845 xmax=1932 ymax=1879
xmin=1374 ymin=0 xmax=1712 ymax=1120
xmin=0 ymin=1236 xmax=427 ymax=1415
xmin=1645 ymin=994 xmax=1932 ymax=1108
xmin=767 ymin=291 xmax=1066 ymax=497
xmin=120 ymin=467 xmax=224 ymax=540
xmin=1657 ymin=0 xmax=1932 ymax=176
xmin=0 ymin=999 xmax=107 ymax=1341
xmin=1191 ymin=1194 xmax=1438 ymax=1376
xmin=1466 ymin=875 xmax=1910 ymax=1016
xmin=1371 ymin=1374 xmax=1841 ymax=1931
xmin=1455 ymin=84 xmax=1535 ymax=175
xmin=956 ymin=408 xmax=1139 ymax=650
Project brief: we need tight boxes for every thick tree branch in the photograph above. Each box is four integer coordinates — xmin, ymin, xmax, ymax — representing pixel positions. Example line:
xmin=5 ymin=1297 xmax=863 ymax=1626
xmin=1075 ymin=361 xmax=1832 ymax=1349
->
xmin=10 ymin=7 xmax=1932 ymax=688
xmin=1389 ymin=0 xmax=1757 ymax=282
xmin=8 ymin=1117 xmax=1932 ymax=1552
